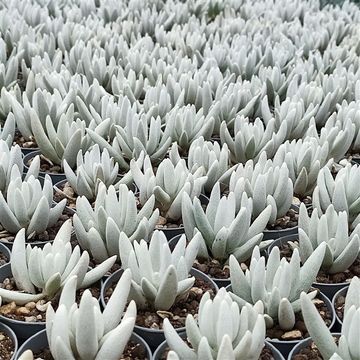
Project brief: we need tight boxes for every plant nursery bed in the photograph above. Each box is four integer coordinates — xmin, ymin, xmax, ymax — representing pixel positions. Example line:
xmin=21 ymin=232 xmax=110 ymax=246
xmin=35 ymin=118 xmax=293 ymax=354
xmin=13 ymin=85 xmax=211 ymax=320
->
xmin=0 ymin=330 xmax=15 ymax=360
xmin=278 ymin=243 xmax=360 ymax=283
xmin=0 ymin=209 xmax=73 ymax=244
xmin=104 ymin=277 xmax=216 ymax=330
xmin=266 ymin=293 xmax=332 ymax=341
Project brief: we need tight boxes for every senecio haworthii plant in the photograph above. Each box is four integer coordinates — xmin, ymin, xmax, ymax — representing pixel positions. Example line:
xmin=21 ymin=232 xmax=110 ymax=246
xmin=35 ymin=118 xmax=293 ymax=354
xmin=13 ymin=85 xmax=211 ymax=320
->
xmin=182 ymin=182 xmax=272 ymax=263
xmin=229 ymin=244 xmax=326 ymax=331
xmin=163 ymin=288 xmax=266 ymax=360
xmin=131 ymin=153 xmax=207 ymax=221
xmin=73 ymin=183 xmax=159 ymax=263
xmin=0 ymin=220 xmax=116 ymax=305
xmin=229 ymin=152 xmax=293 ymax=224
xmin=19 ymin=272 xmax=136 ymax=360
xmin=118 ymin=230 xmax=200 ymax=311
xmin=0 ymin=174 xmax=65 ymax=236
xmin=296 ymin=203 xmax=360 ymax=274
xmin=312 ymin=163 xmax=360 ymax=229
xmin=63 ymin=145 xmax=120 ymax=201
xmin=300 ymin=277 xmax=360 ymax=360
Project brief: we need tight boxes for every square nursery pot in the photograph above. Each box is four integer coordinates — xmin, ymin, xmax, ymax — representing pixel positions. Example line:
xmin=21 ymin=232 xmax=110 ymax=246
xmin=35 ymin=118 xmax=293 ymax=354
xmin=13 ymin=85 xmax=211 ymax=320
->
xmin=153 ymin=332 xmax=285 ymax=360
xmin=23 ymin=150 xmax=66 ymax=184
xmin=262 ymin=205 xmax=299 ymax=242
xmin=268 ymin=234 xmax=351 ymax=300
xmin=100 ymin=267 xmax=218 ymax=351
xmin=287 ymin=333 xmax=341 ymax=359
xmin=0 ymin=322 xmax=18 ymax=360
xmin=15 ymin=329 xmax=152 ymax=360
xmin=0 ymin=263 xmax=45 ymax=343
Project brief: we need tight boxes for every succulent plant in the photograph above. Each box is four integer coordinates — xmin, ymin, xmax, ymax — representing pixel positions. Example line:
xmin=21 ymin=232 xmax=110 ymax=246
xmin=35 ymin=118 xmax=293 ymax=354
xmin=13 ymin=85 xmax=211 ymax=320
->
xmin=131 ymin=154 xmax=207 ymax=221
xmin=273 ymin=137 xmax=333 ymax=197
xmin=63 ymin=145 xmax=120 ymax=201
xmin=0 ymin=174 xmax=65 ymax=235
xmin=45 ymin=272 xmax=136 ymax=360
xmin=118 ymin=230 xmax=200 ymax=311
xmin=87 ymin=114 xmax=172 ymax=169
xmin=0 ymin=141 xmax=40 ymax=195
xmin=220 ymin=116 xmax=286 ymax=165
xmin=0 ymin=220 xmax=116 ymax=305
xmin=312 ymin=163 xmax=360 ymax=228
xmin=0 ymin=39 xmax=18 ymax=90
xmin=229 ymin=243 xmax=326 ymax=330
xmin=73 ymin=183 xmax=159 ymax=263
xmin=301 ymin=288 xmax=360 ymax=360
xmin=182 ymin=182 xmax=272 ymax=263
xmin=164 ymin=105 xmax=215 ymax=153
xmin=0 ymin=112 xmax=16 ymax=146
xmin=229 ymin=152 xmax=293 ymax=224
xmin=343 ymin=276 xmax=360 ymax=316
xmin=30 ymin=105 xmax=92 ymax=168
xmin=163 ymin=288 xmax=266 ymax=360
xmin=296 ymin=203 xmax=360 ymax=274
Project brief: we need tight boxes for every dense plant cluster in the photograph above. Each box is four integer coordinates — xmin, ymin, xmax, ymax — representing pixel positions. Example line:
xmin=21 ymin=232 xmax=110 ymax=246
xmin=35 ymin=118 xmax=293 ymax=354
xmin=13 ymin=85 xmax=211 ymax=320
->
xmin=0 ymin=0 xmax=360 ymax=359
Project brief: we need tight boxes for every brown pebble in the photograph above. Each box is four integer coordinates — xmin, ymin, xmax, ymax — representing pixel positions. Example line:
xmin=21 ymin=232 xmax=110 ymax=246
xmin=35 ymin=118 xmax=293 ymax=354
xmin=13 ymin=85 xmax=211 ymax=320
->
xmin=0 ymin=302 xmax=16 ymax=315
xmin=281 ymin=330 xmax=302 ymax=340
xmin=25 ymin=302 xmax=36 ymax=310
xmin=24 ymin=316 xmax=38 ymax=322
xmin=16 ymin=307 xmax=30 ymax=315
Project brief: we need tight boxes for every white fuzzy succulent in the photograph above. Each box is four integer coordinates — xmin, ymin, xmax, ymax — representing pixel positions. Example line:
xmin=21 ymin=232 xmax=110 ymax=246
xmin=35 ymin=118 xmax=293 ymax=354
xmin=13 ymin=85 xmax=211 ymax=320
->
xmin=0 ymin=174 xmax=65 ymax=235
xmin=163 ymin=288 xmax=266 ymax=360
xmin=182 ymin=182 xmax=272 ymax=262
xmin=0 ymin=39 xmax=18 ymax=90
xmin=63 ymin=145 xmax=120 ymax=201
xmin=301 ymin=285 xmax=360 ymax=360
xmin=0 ymin=141 xmax=40 ymax=195
xmin=220 ymin=116 xmax=285 ymax=165
xmin=118 ymin=230 xmax=200 ymax=310
xmin=30 ymin=106 xmax=92 ymax=168
xmin=273 ymin=137 xmax=333 ymax=197
xmin=229 ymin=152 xmax=293 ymax=224
xmin=312 ymin=164 xmax=360 ymax=228
xmin=0 ymin=220 xmax=116 ymax=305
xmin=45 ymin=272 xmax=136 ymax=360
xmin=73 ymin=183 xmax=159 ymax=263
xmin=0 ymin=112 xmax=16 ymax=146
xmin=296 ymin=203 xmax=360 ymax=274
xmin=229 ymin=243 xmax=326 ymax=330
xmin=170 ymin=138 xmax=236 ymax=194
xmin=164 ymin=105 xmax=215 ymax=153
xmin=131 ymin=154 xmax=207 ymax=221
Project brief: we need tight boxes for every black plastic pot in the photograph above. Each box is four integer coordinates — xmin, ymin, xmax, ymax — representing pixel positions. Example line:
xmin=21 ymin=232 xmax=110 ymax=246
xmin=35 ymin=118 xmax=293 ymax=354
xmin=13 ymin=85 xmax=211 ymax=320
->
xmin=0 ymin=322 xmax=18 ymax=360
xmin=287 ymin=333 xmax=340 ymax=359
xmin=262 ymin=205 xmax=299 ymax=241
xmin=332 ymin=286 xmax=347 ymax=326
xmin=168 ymin=234 xmax=230 ymax=288
xmin=15 ymin=329 xmax=152 ymax=359
xmin=23 ymin=150 xmax=66 ymax=184
xmin=267 ymin=234 xmax=350 ymax=300
xmin=351 ymin=157 xmax=360 ymax=165
xmin=153 ymin=333 xmax=285 ymax=360
xmin=0 ymin=264 xmax=45 ymax=342
xmin=0 ymin=242 xmax=11 ymax=263
xmin=266 ymin=291 xmax=336 ymax=358
xmin=101 ymin=267 xmax=218 ymax=351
